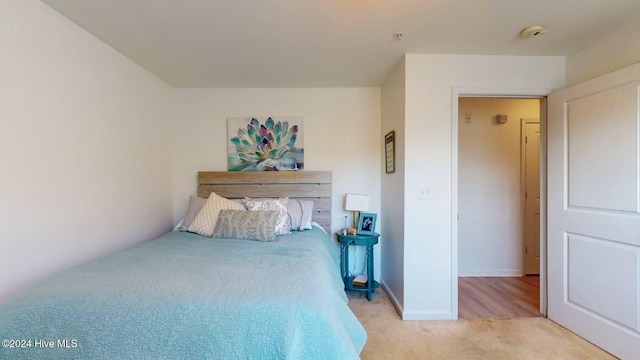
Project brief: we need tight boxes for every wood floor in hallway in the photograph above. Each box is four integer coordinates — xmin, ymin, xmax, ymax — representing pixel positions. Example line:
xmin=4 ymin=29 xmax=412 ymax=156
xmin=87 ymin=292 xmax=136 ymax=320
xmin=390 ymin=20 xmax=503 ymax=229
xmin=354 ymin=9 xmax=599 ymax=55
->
xmin=458 ymin=276 xmax=540 ymax=319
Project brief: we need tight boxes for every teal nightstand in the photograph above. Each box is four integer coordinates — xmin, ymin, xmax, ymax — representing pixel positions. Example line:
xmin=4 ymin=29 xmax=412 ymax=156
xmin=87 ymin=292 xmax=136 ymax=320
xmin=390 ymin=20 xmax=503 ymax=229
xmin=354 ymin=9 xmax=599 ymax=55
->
xmin=336 ymin=232 xmax=380 ymax=301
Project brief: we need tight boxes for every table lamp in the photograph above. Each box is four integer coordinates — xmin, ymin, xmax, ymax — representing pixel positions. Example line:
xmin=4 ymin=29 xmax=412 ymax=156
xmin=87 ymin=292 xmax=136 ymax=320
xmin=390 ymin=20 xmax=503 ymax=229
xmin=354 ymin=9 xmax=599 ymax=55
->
xmin=345 ymin=193 xmax=369 ymax=229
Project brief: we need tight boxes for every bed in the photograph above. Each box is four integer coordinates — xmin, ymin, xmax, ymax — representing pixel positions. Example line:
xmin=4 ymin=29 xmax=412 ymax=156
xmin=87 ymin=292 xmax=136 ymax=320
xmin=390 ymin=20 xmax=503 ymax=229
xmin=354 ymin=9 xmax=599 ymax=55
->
xmin=0 ymin=171 xmax=366 ymax=359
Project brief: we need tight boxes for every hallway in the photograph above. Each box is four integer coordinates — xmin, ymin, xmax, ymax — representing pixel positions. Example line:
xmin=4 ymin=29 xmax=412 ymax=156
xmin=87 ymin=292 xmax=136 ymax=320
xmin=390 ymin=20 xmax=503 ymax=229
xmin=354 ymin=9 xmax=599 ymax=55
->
xmin=459 ymin=276 xmax=540 ymax=318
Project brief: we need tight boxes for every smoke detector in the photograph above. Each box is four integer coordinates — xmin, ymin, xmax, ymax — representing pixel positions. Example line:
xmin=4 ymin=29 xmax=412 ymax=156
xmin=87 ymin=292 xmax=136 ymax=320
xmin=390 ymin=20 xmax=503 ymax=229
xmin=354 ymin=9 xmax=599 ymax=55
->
xmin=520 ymin=25 xmax=546 ymax=38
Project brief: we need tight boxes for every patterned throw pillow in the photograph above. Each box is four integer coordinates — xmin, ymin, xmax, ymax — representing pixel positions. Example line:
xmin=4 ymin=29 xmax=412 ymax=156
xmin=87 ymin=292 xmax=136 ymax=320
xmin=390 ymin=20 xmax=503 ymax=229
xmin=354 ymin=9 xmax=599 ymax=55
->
xmin=242 ymin=197 xmax=291 ymax=236
xmin=213 ymin=210 xmax=279 ymax=242
xmin=188 ymin=192 xmax=245 ymax=237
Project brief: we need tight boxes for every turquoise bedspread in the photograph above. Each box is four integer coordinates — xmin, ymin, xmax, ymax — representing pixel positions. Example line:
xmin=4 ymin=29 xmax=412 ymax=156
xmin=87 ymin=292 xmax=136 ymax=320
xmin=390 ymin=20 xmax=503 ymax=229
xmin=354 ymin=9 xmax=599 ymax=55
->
xmin=0 ymin=227 xmax=366 ymax=359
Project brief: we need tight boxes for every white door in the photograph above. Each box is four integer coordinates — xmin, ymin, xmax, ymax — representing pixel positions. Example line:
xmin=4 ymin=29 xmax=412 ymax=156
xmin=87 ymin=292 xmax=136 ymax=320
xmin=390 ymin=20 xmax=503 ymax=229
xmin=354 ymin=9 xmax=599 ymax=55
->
xmin=548 ymin=63 xmax=640 ymax=359
xmin=522 ymin=120 xmax=540 ymax=275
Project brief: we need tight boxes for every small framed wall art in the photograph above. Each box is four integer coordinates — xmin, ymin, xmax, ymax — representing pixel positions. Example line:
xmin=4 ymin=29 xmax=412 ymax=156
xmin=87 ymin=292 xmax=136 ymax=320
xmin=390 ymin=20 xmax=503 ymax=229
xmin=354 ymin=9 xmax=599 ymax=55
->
xmin=385 ymin=131 xmax=395 ymax=174
xmin=357 ymin=212 xmax=377 ymax=235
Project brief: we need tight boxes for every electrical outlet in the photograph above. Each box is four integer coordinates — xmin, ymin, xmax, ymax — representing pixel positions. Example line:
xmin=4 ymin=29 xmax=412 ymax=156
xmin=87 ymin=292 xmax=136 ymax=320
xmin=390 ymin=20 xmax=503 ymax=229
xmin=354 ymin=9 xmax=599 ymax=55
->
xmin=418 ymin=185 xmax=432 ymax=200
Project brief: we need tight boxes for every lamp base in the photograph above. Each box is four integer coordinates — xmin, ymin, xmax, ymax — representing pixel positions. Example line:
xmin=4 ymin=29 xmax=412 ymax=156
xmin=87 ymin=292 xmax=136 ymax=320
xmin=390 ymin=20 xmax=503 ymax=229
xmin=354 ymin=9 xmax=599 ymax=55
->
xmin=352 ymin=211 xmax=360 ymax=229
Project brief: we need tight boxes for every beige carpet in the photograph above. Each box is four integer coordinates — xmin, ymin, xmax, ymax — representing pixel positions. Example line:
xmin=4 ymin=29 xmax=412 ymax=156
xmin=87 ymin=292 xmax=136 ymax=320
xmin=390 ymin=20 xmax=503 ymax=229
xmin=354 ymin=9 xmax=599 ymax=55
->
xmin=347 ymin=288 xmax=616 ymax=360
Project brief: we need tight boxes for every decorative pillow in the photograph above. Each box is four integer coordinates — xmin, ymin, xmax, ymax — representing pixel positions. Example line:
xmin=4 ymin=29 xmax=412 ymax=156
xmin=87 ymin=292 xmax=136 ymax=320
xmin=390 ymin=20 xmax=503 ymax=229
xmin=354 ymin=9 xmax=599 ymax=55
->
xmin=213 ymin=210 xmax=279 ymax=242
xmin=188 ymin=192 xmax=245 ymax=237
xmin=175 ymin=196 xmax=207 ymax=231
xmin=287 ymin=199 xmax=314 ymax=231
xmin=242 ymin=197 xmax=291 ymax=236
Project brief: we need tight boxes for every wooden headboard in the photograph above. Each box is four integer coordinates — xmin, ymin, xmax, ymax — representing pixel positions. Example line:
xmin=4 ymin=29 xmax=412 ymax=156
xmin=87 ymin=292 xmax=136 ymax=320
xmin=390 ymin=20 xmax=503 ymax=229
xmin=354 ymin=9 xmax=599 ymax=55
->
xmin=198 ymin=171 xmax=332 ymax=233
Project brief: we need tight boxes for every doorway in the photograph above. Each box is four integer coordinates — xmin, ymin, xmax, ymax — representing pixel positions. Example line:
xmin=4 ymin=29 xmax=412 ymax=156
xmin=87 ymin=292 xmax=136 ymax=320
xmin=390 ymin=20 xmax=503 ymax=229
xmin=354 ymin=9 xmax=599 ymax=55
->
xmin=522 ymin=118 xmax=540 ymax=275
xmin=457 ymin=97 xmax=542 ymax=318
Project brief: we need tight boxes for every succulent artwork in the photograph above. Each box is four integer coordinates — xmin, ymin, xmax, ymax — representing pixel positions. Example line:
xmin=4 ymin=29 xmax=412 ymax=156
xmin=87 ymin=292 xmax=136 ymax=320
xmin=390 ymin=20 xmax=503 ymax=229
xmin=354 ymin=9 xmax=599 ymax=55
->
xmin=227 ymin=117 xmax=304 ymax=171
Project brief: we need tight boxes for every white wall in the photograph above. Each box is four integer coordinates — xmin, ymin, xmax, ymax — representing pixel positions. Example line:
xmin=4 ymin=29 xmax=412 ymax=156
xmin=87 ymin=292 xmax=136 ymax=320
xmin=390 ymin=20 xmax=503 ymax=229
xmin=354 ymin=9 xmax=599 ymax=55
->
xmin=171 ymin=88 xmax=382 ymax=278
xmin=458 ymin=98 xmax=540 ymax=277
xmin=400 ymin=54 xmax=565 ymax=319
xmin=0 ymin=0 xmax=173 ymax=301
xmin=566 ymin=18 xmax=640 ymax=86
xmin=380 ymin=58 xmax=406 ymax=308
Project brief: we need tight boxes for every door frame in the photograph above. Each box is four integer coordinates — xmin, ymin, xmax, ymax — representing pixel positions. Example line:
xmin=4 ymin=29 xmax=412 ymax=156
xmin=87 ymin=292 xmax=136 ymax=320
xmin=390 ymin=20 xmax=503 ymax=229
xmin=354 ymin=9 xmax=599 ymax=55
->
xmin=451 ymin=87 xmax=552 ymax=319
xmin=521 ymin=118 xmax=541 ymax=276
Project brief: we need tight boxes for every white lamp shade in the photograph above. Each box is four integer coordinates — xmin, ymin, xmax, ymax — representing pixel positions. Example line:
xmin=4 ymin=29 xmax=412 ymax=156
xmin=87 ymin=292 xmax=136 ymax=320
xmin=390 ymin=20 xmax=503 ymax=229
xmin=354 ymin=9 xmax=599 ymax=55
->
xmin=345 ymin=193 xmax=369 ymax=212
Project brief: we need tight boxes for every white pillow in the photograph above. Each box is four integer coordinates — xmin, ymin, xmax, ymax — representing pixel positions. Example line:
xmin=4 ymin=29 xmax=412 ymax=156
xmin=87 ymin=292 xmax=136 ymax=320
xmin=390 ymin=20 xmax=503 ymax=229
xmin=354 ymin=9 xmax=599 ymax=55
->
xmin=242 ymin=197 xmax=291 ymax=236
xmin=175 ymin=196 xmax=207 ymax=231
xmin=287 ymin=199 xmax=314 ymax=231
xmin=188 ymin=192 xmax=245 ymax=237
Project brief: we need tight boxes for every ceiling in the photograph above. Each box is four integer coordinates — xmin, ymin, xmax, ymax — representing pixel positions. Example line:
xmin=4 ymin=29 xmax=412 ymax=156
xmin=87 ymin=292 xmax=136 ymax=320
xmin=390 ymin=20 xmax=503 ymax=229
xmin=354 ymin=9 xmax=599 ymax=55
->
xmin=41 ymin=0 xmax=640 ymax=88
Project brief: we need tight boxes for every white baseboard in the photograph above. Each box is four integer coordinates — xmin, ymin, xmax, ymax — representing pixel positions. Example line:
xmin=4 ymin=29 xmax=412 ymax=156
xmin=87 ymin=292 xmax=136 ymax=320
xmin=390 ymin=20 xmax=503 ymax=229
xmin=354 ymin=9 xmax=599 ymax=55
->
xmin=380 ymin=281 xmax=456 ymax=320
xmin=380 ymin=280 xmax=404 ymax=316
xmin=401 ymin=311 xmax=455 ymax=320
xmin=458 ymin=269 xmax=523 ymax=277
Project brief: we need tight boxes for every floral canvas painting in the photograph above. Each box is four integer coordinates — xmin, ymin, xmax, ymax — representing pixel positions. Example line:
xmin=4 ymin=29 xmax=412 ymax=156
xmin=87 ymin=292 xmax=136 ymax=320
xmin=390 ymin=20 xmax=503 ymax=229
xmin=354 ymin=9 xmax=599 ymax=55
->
xmin=227 ymin=117 xmax=304 ymax=171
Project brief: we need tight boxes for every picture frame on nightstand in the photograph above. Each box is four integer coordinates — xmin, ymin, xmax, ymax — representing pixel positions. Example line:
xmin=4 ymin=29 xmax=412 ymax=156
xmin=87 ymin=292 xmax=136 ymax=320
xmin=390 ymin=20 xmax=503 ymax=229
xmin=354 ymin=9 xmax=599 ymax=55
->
xmin=357 ymin=212 xmax=377 ymax=235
